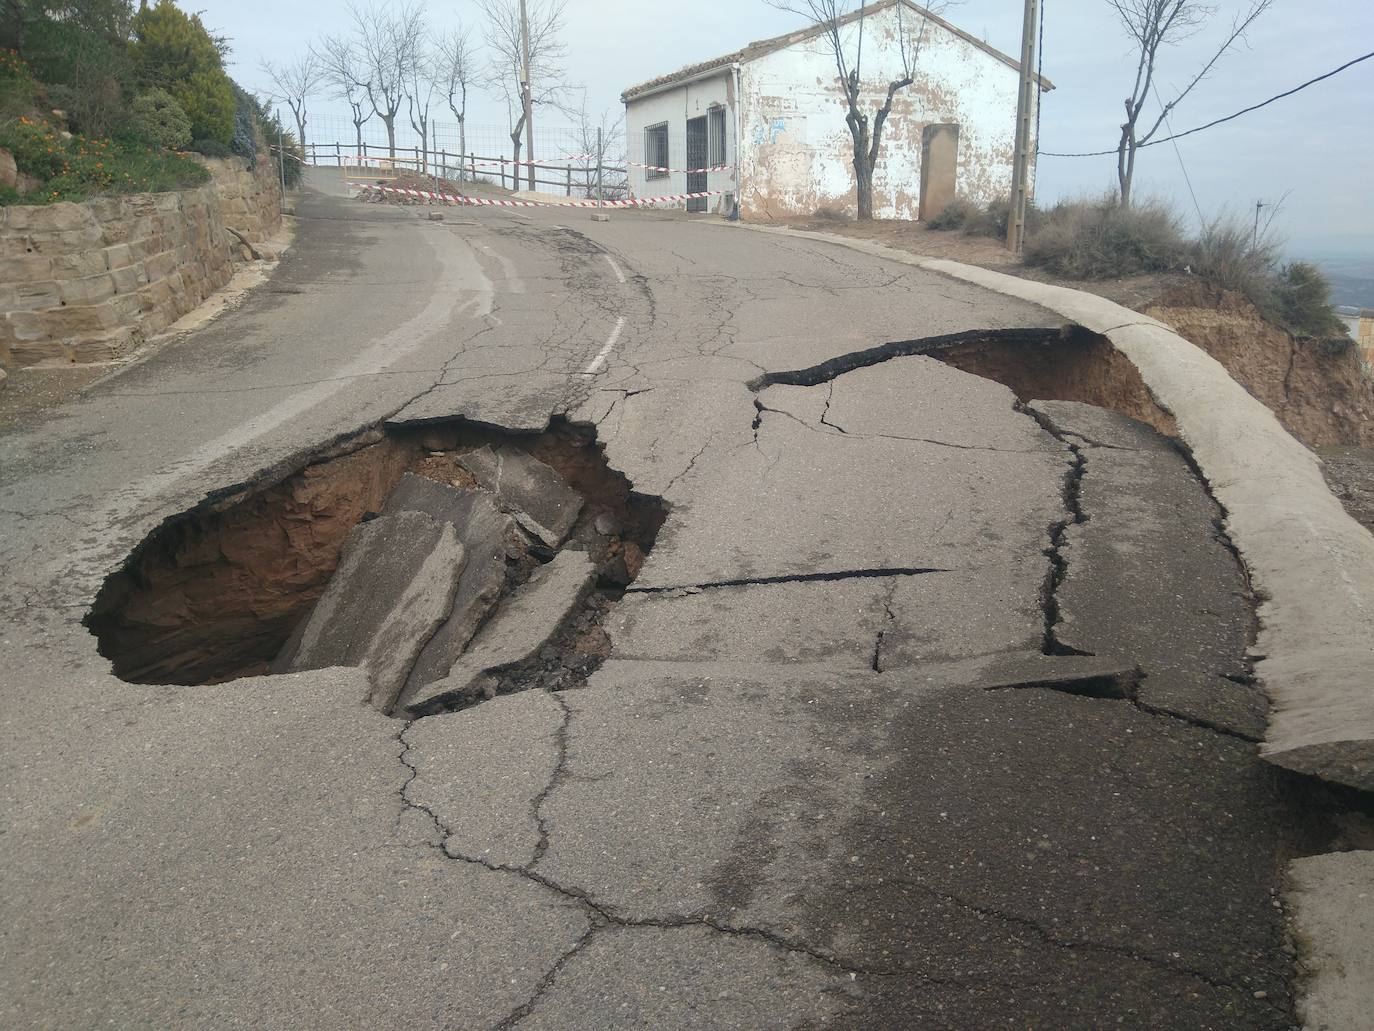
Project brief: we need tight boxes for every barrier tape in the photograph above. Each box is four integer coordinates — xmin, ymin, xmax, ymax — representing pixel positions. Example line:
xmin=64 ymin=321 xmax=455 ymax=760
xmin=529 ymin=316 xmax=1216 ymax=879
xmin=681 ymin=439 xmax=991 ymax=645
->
xmin=349 ymin=182 xmax=731 ymax=209
xmin=333 ymin=152 xmax=732 ymax=176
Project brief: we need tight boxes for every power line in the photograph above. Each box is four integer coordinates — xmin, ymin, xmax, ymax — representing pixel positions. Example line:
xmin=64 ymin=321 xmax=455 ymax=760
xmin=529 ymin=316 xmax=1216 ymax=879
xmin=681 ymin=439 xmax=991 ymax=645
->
xmin=1153 ymin=80 xmax=1204 ymax=226
xmin=1039 ymin=49 xmax=1374 ymax=158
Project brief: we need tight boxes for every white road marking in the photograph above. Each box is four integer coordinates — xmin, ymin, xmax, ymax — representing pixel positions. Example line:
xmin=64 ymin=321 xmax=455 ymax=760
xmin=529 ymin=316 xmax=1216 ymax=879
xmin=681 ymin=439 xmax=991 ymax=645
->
xmin=603 ymin=255 xmax=626 ymax=283
xmin=582 ymin=317 xmax=625 ymax=376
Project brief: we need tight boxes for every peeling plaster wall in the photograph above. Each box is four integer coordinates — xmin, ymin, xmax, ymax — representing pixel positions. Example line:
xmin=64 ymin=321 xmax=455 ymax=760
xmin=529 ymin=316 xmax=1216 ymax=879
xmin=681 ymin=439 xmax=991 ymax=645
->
xmin=623 ymin=72 xmax=738 ymax=215
xmin=739 ymin=5 xmax=1033 ymax=221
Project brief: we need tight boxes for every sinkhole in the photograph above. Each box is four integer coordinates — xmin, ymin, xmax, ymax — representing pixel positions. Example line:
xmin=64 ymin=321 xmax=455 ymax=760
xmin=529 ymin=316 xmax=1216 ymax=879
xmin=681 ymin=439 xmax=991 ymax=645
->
xmin=86 ymin=417 xmax=667 ymax=715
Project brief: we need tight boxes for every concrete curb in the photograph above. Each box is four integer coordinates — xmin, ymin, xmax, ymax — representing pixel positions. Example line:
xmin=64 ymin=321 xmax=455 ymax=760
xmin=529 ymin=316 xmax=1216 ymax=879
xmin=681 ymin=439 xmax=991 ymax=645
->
xmin=722 ymin=221 xmax=1374 ymax=793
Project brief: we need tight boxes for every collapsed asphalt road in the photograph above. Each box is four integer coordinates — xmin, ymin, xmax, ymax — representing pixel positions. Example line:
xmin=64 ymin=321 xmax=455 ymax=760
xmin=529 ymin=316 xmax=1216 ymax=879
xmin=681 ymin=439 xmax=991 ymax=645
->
xmin=0 ymin=179 xmax=1350 ymax=1028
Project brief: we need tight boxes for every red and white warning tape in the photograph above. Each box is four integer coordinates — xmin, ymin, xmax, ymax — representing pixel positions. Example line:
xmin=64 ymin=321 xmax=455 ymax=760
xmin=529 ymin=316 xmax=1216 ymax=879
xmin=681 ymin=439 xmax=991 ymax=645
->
xmin=349 ymin=182 xmax=730 ymax=209
xmin=338 ymin=153 xmax=731 ymax=176
xmin=627 ymin=160 xmax=732 ymax=174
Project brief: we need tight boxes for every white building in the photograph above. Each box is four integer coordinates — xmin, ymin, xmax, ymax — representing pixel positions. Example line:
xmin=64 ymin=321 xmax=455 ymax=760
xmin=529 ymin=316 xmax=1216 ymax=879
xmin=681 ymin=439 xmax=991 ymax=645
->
xmin=621 ymin=0 xmax=1050 ymax=221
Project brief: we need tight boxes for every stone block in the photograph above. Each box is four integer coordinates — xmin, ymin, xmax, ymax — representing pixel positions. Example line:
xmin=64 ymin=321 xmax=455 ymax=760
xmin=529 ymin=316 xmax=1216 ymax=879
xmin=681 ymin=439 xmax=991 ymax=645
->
xmin=59 ymin=273 xmax=116 ymax=307
xmin=44 ymin=300 xmax=120 ymax=335
xmin=3 ymin=310 xmax=48 ymax=341
xmin=103 ymin=243 xmax=136 ymax=270
xmin=65 ymin=326 xmax=137 ymax=363
xmin=0 ymin=254 xmax=52 ymax=281
xmin=47 ymin=251 xmax=107 ymax=278
xmin=13 ymin=279 xmax=61 ymax=310
xmin=28 ymin=226 xmax=105 ymax=255
xmin=143 ymin=250 xmax=178 ymax=280
xmin=110 ymin=263 xmax=149 ymax=295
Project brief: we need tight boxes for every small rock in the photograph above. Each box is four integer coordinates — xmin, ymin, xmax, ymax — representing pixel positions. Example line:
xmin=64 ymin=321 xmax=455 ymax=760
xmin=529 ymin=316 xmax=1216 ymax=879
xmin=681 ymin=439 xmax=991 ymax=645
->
xmin=593 ymin=512 xmax=621 ymax=536
xmin=1252 ymin=991 xmax=1267 ymax=999
xmin=427 ymin=212 xmax=444 ymax=221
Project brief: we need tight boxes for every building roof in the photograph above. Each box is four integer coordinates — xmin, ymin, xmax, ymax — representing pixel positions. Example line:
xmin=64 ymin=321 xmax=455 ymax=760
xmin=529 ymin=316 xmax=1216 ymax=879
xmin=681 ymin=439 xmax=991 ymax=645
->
xmin=621 ymin=0 xmax=1053 ymax=102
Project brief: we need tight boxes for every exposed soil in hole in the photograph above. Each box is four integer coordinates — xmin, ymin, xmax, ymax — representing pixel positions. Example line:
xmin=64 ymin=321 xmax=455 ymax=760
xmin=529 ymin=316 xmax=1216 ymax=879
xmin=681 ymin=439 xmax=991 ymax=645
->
xmin=935 ymin=328 xmax=1179 ymax=438
xmin=86 ymin=417 xmax=665 ymax=688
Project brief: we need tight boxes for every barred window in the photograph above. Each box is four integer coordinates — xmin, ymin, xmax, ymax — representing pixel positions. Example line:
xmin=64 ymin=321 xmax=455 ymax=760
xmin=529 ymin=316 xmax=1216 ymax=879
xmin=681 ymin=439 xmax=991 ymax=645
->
xmin=644 ymin=122 xmax=669 ymax=179
xmin=708 ymin=107 xmax=727 ymax=166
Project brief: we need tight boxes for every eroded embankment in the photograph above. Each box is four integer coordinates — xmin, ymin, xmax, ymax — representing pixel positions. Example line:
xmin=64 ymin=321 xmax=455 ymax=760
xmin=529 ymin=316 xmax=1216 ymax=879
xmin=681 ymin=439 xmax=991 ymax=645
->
xmin=86 ymin=418 xmax=665 ymax=696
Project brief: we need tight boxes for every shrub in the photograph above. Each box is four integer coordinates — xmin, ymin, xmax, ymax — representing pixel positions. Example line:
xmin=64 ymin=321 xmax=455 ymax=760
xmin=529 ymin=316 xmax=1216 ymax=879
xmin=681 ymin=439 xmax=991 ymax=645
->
xmin=925 ymin=196 xmax=975 ymax=231
xmin=129 ymin=87 xmax=189 ymax=149
xmin=1024 ymin=194 xmax=1188 ymax=278
xmin=1190 ymin=216 xmax=1280 ymax=310
xmin=188 ymin=136 xmax=232 ymax=157
xmin=132 ymin=0 xmax=233 ymax=144
xmin=1275 ymin=261 xmax=1347 ymax=341
xmin=16 ymin=18 xmax=134 ymax=137
xmin=0 ymin=115 xmax=208 ymax=203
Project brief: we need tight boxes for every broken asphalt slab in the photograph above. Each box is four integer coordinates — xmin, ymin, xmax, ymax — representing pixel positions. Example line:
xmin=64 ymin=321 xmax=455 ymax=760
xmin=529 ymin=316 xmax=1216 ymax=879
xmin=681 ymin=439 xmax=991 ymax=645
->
xmin=1286 ymin=850 xmax=1374 ymax=1031
xmin=1031 ymin=400 xmax=1266 ymax=740
xmin=380 ymin=473 xmax=522 ymax=696
xmin=273 ymin=509 xmax=465 ymax=710
xmin=458 ymin=444 xmax=584 ymax=547
xmin=633 ymin=355 xmax=1067 ymax=590
xmin=725 ymin=221 xmax=1374 ymax=792
xmin=401 ymin=549 xmax=595 ymax=716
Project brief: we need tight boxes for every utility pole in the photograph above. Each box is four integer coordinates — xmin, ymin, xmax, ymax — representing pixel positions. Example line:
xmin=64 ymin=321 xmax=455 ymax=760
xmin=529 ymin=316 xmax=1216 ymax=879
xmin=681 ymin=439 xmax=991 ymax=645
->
xmin=1005 ymin=0 xmax=1040 ymax=253
xmin=520 ymin=0 xmax=534 ymax=192
xmin=1253 ymin=199 xmax=1266 ymax=248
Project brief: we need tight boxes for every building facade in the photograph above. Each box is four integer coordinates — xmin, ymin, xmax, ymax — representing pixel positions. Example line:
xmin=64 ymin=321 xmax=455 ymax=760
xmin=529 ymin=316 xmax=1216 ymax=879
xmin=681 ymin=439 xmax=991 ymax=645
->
xmin=621 ymin=0 xmax=1048 ymax=221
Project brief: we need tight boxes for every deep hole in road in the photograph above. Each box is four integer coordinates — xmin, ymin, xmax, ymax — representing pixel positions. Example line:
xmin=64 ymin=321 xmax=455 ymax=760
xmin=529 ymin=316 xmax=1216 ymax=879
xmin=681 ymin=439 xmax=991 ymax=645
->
xmin=754 ymin=325 xmax=1178 ymax=439
xmin=86 ymin=417 xmax=666 ymax=709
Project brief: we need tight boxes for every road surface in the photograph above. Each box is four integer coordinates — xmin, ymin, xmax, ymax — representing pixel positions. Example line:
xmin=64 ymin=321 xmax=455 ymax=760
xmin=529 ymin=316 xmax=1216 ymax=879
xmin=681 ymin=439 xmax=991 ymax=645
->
xmin=0 ymin=177 xmax=1315 ymax=1028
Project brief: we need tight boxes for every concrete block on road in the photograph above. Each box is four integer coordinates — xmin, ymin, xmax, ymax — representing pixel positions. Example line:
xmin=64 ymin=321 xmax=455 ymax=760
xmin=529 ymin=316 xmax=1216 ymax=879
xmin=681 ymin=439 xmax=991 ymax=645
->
xmin=275 ymin=510 xmax=466 ymax=710
xmin=401 ymin=550 xmax=595 ymax=716
xmin=458 ymin=444 xmax=583 ymax=547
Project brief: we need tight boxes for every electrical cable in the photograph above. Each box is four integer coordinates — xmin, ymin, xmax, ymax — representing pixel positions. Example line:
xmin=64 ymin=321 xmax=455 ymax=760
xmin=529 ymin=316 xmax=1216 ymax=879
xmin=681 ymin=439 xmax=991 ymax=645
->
xmin=1038 ymin=49 xmax=1373 ymax=158
xmin=1152 ymin=80 xmax=1205 ymax=226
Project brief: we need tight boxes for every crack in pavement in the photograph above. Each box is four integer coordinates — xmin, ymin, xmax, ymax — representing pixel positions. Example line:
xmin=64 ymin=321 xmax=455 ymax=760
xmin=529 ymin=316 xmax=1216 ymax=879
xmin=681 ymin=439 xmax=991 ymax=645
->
xmin=746 ymin=327 xmax=1070 ymax=392
xmin=626 ymin=567 xmax=948 ymax=594
xmin=843 ymin=877 xmax=1286 ymax=1006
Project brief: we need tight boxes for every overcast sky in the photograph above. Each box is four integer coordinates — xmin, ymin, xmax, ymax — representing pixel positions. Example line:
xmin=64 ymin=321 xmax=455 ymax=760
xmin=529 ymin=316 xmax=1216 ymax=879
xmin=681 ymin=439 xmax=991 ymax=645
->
xmin=210 ymin=0 xmax=1372 ymax=257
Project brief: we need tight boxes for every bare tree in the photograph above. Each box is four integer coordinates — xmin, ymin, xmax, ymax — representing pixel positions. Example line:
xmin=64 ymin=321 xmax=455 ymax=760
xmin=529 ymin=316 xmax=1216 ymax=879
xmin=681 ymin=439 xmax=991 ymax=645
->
xmin=1110 ymin=0 xmax=1273 ymax=206
xmin=316 ymin=34 xmax=371 ymax=158
xmin=261 ymin=52 xmax=322 ymax=155
xmin=404 ymin=39 xmax=437 ymax=171
xmin=478 ymin=0 xmax=569 ymax=190
xmin=768 ymin=0 xmax=937 ymax=220
xmin=351 ymin=1 xmax=423 ymax=158
xmin=571 ymin=94 xmax=627 ymax=199
xmin=435 ymin=26 xmax=477 ymax=177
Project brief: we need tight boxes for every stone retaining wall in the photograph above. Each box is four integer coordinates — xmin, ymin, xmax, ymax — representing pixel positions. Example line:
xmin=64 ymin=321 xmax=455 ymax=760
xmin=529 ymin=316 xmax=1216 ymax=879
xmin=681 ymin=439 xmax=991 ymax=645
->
xmin=0 ymin=153 xmax=281 ymax=371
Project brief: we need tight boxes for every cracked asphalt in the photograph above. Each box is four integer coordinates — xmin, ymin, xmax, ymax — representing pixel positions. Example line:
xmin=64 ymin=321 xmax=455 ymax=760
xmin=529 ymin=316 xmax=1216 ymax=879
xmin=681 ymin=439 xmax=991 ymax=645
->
xmin=0 ymin=178 xmax=1317 ymax=1028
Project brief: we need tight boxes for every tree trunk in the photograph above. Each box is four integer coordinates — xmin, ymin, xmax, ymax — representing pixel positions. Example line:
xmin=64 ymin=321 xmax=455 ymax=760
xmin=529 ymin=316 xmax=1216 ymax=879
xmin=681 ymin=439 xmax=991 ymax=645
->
xmin=383 ymin=116 xmax=396 ymax=158
xmin=458 ymin=119 xmax=466 ymax=182
xmin=855 ymin=160 xmax=874 ymax=220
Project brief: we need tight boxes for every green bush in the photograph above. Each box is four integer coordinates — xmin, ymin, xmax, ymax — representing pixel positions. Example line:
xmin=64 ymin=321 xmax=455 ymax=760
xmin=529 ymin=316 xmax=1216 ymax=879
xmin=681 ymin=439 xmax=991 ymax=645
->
xmin=129 ymin=86 xmax=189 ymax=149
xmin=1024 ymin=194 xmax=1188 ymax=278
xmin=132 ymin=0 xmax=233 ymax=144
xmin=1274 ymin=261 xmax=1347 ymax=341
xmin=0 ymin=115 xmax=208 ymax=203
xmin=16 ymin=18 xmax=133 ymax=137
xmin=188 ymin=136 xmax=232 ymax=157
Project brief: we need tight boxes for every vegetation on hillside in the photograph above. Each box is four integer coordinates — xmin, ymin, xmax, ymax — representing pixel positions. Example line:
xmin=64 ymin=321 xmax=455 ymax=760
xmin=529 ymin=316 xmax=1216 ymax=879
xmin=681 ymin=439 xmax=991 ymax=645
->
xmin=0 ymin=0 xmax=295 ymax=204
xmin=928 ymin=191 xmax=1347 ymax=342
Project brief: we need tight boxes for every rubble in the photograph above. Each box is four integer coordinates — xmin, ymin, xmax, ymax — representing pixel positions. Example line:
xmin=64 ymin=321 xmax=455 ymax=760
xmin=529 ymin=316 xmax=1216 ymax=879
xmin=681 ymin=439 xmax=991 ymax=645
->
xmin=458 ymin=444 xmax=585 ymax=546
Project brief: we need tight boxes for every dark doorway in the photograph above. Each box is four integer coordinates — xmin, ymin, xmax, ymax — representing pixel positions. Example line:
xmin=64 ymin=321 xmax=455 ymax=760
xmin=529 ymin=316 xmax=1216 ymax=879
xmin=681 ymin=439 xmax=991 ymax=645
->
xmin=920 ymin=123 xmax=960 ymax=221
xmin=686 ymin=115 xmax=708 ymax=212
